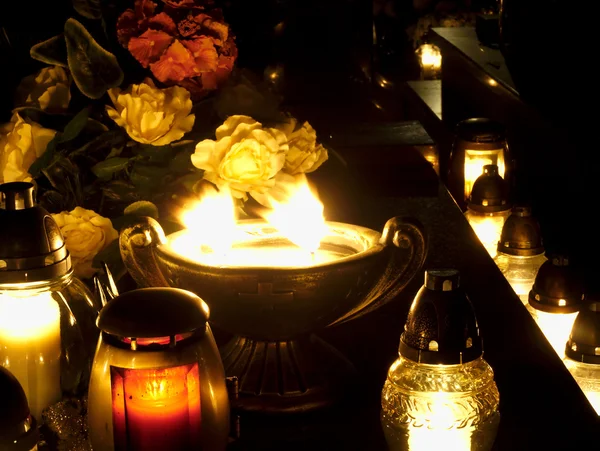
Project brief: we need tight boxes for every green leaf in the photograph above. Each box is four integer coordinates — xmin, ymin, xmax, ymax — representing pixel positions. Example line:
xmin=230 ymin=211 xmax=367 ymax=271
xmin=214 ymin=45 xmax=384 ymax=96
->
xmin=13 ymin=107 xmax=72 ymax=130
xmin=101 ymin=180 xmax=140 ymax=202
xmin=91 ymin=157 xmax=130 ymax=180
xmin=123 ymin=201 xmax=159 ymax=219
xmin=72 ymin=0 xmax=103 ymax=20
xmin=30 ymin=35 xmax=68 ymax=67
xmin=168 ymin=148 xmax=195 ymax=173
xmin=133 ymin=144 xmax=175 ymax=163
xmin=29 ymin=135 xmax=59 ymax=177
xmin=58 ymin=107 xmax=90 ymax=143
xmin=64 ymin=18 xmax=124 ymax=99
xmin=171 ymin=172 xmax=205 ymax=193
xmin=130 ymin=162 xmax=171 ymax=193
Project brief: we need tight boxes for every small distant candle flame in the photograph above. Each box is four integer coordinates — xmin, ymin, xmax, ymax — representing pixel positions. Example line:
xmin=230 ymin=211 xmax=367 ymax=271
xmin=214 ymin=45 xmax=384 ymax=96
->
xmin=417 ymin=44 xmax=442 ymax=69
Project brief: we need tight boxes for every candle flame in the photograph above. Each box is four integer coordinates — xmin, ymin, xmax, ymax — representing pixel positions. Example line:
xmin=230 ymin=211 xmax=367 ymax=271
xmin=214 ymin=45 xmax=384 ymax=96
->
xmin=179 ymin=184 xmax=237 ymax=256
xmin=417 ymin=44 xmax=442 ymax=68
xmin=259 ymin=177 xmax=327 ymax=253
xmin=177 ymin=175 xmax=327 ymax=261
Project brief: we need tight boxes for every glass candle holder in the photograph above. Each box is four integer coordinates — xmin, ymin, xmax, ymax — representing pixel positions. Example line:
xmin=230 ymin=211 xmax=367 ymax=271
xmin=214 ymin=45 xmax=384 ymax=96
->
xmin=464 ymin=165 xmax=511 ymax=259
xmin=527 ymin=255 xmax=585 ymax=359
xmin=415 ymin=43 xmax=442 ymax=80
xmin=448 ymin=118 xmax=510 ymax=208
xmin=0 ymin=182 xmax=100 ymax=421
xmin=381 ymin=269 xmax=500 ymax=451
xmin=87 ymin=287 xmax=230 ymax=451
xmin=494 ymin=206 xmax=546 ymax=304
xmin=564 ymin=302 xmax=600 ymax=415
xmin=0 ymin=366 xmax=39 ymax=451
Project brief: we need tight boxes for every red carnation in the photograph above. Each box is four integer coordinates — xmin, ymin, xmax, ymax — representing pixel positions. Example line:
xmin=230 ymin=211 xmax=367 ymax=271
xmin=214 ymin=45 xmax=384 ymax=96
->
xmin=116 ymin=0 xmax=237 ymax=100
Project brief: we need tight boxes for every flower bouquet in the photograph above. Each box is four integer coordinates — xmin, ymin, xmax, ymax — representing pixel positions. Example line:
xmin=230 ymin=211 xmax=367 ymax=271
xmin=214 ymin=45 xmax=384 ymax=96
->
xmin=1 ymin=0 xmax=329 ymax=283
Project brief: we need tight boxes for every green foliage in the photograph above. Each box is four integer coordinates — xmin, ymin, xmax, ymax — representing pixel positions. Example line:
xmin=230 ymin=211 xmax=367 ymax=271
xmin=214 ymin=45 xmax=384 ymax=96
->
xmin=30 ymin=35 xmax=68 ymax=67
xmin=64 ymin=18 xmax=124 ymax=99
xmin=72 ymin=0 xmax=103 ymax=20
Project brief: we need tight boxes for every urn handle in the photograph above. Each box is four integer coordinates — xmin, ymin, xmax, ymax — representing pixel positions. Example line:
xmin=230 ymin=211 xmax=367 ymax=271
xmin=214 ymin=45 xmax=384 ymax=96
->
xmin=119 ymin=216 xmax=171 ymax=288
xmin=333 ymin=216 xmax=427 ymax=325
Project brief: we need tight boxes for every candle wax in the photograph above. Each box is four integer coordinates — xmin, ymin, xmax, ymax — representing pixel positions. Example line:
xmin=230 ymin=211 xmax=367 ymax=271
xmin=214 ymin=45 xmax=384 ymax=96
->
xmin=170 ymin=236 xmax=355 ymax=268
xmin=113 ymin=364 xmax=201 ymax=451
xmin=0 ymin=291 xmax=62 ymax=421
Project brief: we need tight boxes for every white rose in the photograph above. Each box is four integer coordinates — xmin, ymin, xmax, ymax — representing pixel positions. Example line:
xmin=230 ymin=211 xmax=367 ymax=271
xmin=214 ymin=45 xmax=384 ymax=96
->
xmin=0 ymin=112 xmax=57 ymax=183
xmin=15 ymin=66 xmax=71 ymax=113
xmin=51 ymin=207 xmax=119 ymax=279
xmin=191 ymin=115 xmax=288 ymax=201
xmin=276 ymin=118 xmax=328 ymax=174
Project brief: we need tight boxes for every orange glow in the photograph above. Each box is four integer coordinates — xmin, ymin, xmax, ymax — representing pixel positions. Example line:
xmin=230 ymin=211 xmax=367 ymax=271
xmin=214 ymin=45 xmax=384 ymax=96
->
xmin=111 ymin=364 xmax=201 ymax=450
xmin=172 ymin=177 xmax=331 ymax=267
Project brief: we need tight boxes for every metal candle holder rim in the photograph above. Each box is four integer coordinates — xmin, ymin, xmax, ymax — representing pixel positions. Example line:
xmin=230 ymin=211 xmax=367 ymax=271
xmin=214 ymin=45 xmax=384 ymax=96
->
xmin=0 ymin=182 xmax=72 ymax=283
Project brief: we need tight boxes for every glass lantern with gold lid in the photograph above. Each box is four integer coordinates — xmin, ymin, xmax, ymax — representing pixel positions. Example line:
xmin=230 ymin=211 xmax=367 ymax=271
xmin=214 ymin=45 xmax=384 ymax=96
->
xmin=448 ymin=118 xmax=511 ymax=209
xmin=87 ymin=287 xmax=230 ymax=451
xmin=0 ymin=181 xmax=100 ymax=422
xmin=527 ymin=255 xmax=586 ymax=359
xmin=564 ymin=301 xmax=600 ymax=415
xmin=464 ymin=165 xmax=512 ymax=259
xmin=0 ymin=366 xmax=38 ymax=451
xmin=381 ymin=269 xmax=500 ymax=451
xmin=493 ymin=206 xmax=546 ymax=304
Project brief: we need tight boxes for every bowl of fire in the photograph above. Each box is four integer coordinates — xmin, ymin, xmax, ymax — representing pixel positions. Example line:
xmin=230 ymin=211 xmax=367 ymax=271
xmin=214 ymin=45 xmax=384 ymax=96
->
xmin=119 ymin=215 xmax=426 ymax=414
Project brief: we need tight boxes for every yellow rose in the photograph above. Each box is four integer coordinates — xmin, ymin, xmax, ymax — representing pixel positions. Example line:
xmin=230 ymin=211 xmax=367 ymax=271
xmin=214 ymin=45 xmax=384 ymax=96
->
xmin=15 ymin=66 xmax=71 ymax=113
xmin=106 ymin=79 xmax=195 ymax=146
xmin=276 ymin=118 xmax=328 ymax=174
xmin=191 ymin=115 xmax=288 ymax=200
xmin=51 ymin=207 xmax=119 ymax=279
xmin=0 ymin=112 xmax=57 ymax=183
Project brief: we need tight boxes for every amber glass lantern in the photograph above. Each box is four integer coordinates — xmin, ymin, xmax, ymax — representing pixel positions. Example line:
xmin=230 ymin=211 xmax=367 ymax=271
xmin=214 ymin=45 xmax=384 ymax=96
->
xmin=415 ymin=43 xmax=442 ymax=80
xmin=0 ymin=366 xmax=38 ymax=451
xmin=448 ymin=118 xmax=510 ymax=208
xmin=0 ymin=182 xmax=100 ymax=421
xmin=464 ymin=165 xmax=511 ymax=259
xmin=381 ymin=269 xmax=500 ymax=451
xmin=564 ymin=301 xmax=600 ymax=415
xmin=527 ymin=255 xmax=586 ymax=359
xmin=87 ymin=287 xmax=230 ymax=451
xmin=493 ymin=206 xmax=546 ymax=303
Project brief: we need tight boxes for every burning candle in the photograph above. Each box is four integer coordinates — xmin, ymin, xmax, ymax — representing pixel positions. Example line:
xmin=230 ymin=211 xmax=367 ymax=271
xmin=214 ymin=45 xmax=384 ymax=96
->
xmin=112 ymin=364 xmax=202 ymax=451
xmin=464 ymin=151 xmax=505 ymax=202
xmin=0 ymin=290 xmax=62 ymax=420
xmin=176 ymin=175 xmax=335 ymax=268
xmin=416 ymin=44 xmax=442 ymax=80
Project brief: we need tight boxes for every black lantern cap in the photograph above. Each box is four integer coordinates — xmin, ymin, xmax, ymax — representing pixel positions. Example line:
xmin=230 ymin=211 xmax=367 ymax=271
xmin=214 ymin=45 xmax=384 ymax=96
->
xmin=467 ymin=165 xmax=511 ymax=213
xmin=399 ymin=269 xmax=483 ymax=365
xmin=98 ymin=287 xmax=210 ymax=341
xmin=0 ymin=367 xmax=39 ymax=450
xmin=456 ymin=118 xmax=506 ymax=143
xmin=528 ymin=255 xmax=585 ymax=314
xmin=0 ymin=182 xmax=71 ymax=283
xmin=565 ymin=302 xmax=600 ymax=364
xmin=497 ymin=205 xmax=545 ymax=256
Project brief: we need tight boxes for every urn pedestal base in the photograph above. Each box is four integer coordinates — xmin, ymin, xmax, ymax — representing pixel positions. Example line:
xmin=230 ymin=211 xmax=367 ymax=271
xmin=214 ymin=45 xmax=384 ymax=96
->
xmin=220 ymin=334 xmax=356 ymax=414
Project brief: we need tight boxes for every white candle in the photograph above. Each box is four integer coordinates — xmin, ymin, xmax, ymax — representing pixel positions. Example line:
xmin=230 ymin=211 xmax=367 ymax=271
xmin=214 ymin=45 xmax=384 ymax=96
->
xmin=0 ymin=290 xmax=62 ymax=420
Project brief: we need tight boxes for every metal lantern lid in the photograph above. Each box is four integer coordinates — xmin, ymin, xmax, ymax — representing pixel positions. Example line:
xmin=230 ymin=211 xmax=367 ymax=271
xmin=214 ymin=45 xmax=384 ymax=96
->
xmin=565 ymin=302 xmax=600 ymax=364
xmin=497 ymin=205 xmax=544 ymax=256
xmin=0 ymin=367 xmax=39 ymax=450
xmin=528 ymin=255 xmax=585 ymax=314
xmin=467 ymin=165 xmax=511 ymax=213
xmin=399 ymin=269 xmax=483 ymax=365
xmin=97 ymin=287 xmax=210 ymax=341
xmin=456 ymin=117 xmax=506 ymax=144
xmin=0 ymin=182 xmax=71 ymax=283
